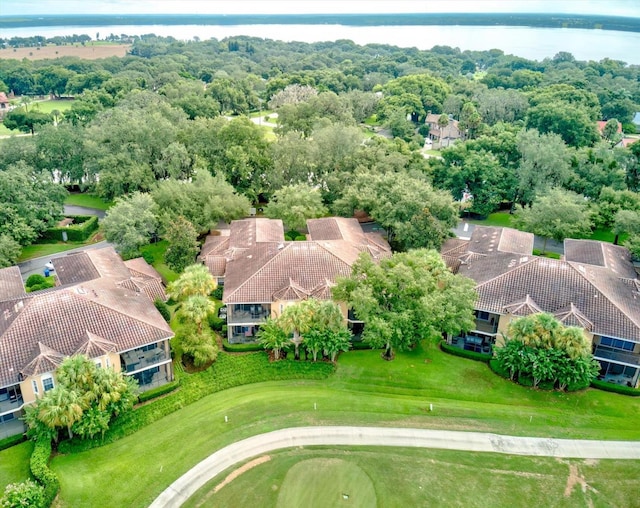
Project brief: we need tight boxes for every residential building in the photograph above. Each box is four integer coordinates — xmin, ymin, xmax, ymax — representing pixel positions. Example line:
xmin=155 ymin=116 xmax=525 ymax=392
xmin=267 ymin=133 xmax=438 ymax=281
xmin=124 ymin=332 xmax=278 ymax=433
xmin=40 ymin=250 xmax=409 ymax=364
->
xmin=201 ymin=217 xmax=390 ymax=343
xmin=424 ymin=112 xmax=463 ymax=148
xmin=0 ymin=246 xmax=173 ymax=439
xmin=442 ymin=226 xmax=640 ymax=388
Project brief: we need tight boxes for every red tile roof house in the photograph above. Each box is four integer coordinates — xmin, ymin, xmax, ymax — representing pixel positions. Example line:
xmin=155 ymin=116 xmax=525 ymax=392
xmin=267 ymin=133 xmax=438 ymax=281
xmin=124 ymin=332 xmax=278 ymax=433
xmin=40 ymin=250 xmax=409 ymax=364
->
xmin=442 ymin=226 xmax=640 ymax=388
xmin=201 ymin=217 xmax=391 ymax=344
xmin=0 ymin=92 xmax=9 ymax=109
xmin=0 ymin=246 xmax=173 ymax=439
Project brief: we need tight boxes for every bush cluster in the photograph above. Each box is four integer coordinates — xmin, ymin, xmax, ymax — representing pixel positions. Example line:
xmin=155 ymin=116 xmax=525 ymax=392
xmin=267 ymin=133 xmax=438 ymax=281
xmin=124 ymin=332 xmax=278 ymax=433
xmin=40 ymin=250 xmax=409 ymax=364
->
xmin=58 ymin=352 xmax=334 ymax=454
xmin=154 ymin=298 xmax=171 ymax=322
xmin=439 ymin=341 xmax=492 ymax=363
xmin=29 ymin=437 xmax=59 ymax=507
xmin=38 ymin=215 xmax=98 ymax=242
xmin=222 ymin=340 xmax=263 ymax=352
xmin=137 ymin=380 xmax=180 ymax=403
xmin=591 ymin=379 xmax=640 ymax=396
xmin=25 ymin=274 xmax=55 ymax=293
xmin=0 ymin=433 xmax=26 ymax=452
xmin=211 ymin=286 xmax=224 ymax=300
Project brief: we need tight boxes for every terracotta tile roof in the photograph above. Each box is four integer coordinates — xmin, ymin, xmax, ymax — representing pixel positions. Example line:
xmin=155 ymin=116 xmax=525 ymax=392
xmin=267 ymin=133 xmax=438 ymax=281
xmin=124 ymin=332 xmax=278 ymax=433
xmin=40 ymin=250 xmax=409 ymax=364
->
xmin=124 ymin=258 xmax=163 ymax=280
xmin=0 ymin=266 xmax=26 ymax=301
xmin=21 ymin=342 xmax=65 ymax=377
xmin=468 ymin=226 xmax=533 ymax=255
xmin=51 ymin=252 xmax=100 ymax=285
xmin=0 ymin=246 xmax=173 ymax=387
xmin=0 ymin=92 xmax=8 ymax=104
xmin=204 ymin=256 xmax=227 ymax=277
xmin=442 ymin=227 xmax=640 ymax=342
xmin=0 ymin=284 xmax=173 ymax=385
xmin=221 ymin=218 xmax=390 ymax=305
xmin=199 ymin=235 xmax=230 ymax=260
xmin=597 ymin=120 xmax=623 ymax=134
xmin=224 ymin=241 xmax=353 ymax=304
xmin=229 ymin=218 xmax=284 ymax=248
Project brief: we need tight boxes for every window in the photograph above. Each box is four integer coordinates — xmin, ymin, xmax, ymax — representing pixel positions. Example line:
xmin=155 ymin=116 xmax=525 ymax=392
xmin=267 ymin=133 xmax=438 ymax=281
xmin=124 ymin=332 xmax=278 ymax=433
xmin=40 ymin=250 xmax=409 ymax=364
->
xmin=475 ymin=311 xmax=490 ymax=321
xmin=105 ymin=357 xmax=111 ymax=368
xmin=600 ymin=337 xmax=635 ymax=351
xmin=42 ymin=376 xmax=54 ymax=392
xmin=95 ymin=360 xmax=102 ymax=368
xmin=32 ymin=380 xmax=38 ymax=395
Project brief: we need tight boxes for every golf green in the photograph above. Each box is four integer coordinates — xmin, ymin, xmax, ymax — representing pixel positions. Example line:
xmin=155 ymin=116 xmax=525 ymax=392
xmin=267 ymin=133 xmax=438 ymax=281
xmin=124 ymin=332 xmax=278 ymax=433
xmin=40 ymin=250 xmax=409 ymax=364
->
xmin=277 ymin=458 xmax=376 ymax=508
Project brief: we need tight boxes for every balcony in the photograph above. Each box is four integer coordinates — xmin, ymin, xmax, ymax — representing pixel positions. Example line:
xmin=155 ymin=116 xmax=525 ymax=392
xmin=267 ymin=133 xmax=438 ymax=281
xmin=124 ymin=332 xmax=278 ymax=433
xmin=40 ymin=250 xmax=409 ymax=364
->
xmin=227 ymin=304 xmax=270 ymax=324
xmin=121 ymin=346 xmax=168 ymax=374
xmin=0 ymin=395 xmax=24 ymax=416
xmin=473 ymin=319 xmax=498 ymax=334
xmin=593 ymin=346 xmax=640 ymax=366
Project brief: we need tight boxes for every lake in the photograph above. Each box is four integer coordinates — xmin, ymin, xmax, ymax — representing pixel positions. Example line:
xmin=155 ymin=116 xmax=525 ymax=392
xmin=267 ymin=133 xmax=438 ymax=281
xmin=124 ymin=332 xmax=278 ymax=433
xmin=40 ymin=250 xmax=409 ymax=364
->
xmin=2 ymin=23 xmax=640 ymax=64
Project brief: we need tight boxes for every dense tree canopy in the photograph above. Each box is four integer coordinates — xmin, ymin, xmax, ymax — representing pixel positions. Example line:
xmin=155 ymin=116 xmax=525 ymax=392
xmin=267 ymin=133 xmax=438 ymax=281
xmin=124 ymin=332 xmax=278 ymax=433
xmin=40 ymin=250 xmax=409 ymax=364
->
xmin=332 ymin=249 xmax=476 ymax=359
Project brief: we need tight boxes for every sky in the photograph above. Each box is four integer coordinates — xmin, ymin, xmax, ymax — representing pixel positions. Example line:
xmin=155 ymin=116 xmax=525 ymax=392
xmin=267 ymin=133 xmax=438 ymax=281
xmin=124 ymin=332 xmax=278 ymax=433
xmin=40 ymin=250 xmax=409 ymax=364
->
xmin=2 ymin=0 xmax=639 ymax=17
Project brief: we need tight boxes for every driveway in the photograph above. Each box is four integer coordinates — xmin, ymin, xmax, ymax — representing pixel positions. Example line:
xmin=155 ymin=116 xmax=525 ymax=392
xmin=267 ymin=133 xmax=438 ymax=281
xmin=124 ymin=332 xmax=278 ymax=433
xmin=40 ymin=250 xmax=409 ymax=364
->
xmin=149 ymin=426 xmax=640 ymax=507
xmin=18 ymin=241 xmax=109 ymax=280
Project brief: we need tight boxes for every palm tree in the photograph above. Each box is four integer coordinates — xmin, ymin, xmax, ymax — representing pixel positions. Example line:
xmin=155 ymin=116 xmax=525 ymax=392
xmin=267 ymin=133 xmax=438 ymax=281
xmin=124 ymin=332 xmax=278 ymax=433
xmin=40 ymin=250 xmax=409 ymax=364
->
xmin=167 ymin=264 xmax=217 ymax=301
xmin=56 ymin=354 xmax=97 ymax=396
xmin=36 ymin=386 xmax=83 ymax=440
xmin=181 ymin=295 xmax=216 ymax=333
xmin=257 ymin=318 xmax=289 ymax=360
xmin=279 ymin=301 xmax=313 ymax=360
xmin=51 ymin=108 xmax=61 ymax=126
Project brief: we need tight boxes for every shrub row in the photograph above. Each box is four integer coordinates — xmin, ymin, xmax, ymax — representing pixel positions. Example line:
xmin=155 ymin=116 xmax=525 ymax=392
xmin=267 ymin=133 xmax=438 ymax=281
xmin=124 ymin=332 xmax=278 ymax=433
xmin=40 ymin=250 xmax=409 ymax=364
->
xmin=490 ymin=358 xmax=590 ymax=392
xmin=39 ymin=215 xmax=98 ymax=242
xmin=59 ymin=352 xmax=334 ymax=454
xmin=489 ymin=358 xmax=510 ymax=378
xmin=222 ymin=340 xmax=263 ymax=352
xmin=30 ymin=437 xmax=59 ymax=507
xmin=350 ymin=340 xmax=373 ymax=350
xmin=439 ymin=341 xmax=492 ymax=363
xmin=0 ymin=432 xmax=26 ymax=451
xmin=137 ymin=380 xmax=180 ymax=403
xmin=591 ymin=379 xmax=640 ymax=396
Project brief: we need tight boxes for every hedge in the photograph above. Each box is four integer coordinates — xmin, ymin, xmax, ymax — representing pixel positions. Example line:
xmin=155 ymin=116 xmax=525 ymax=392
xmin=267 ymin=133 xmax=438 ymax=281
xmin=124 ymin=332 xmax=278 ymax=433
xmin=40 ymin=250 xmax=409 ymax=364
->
xmin=439 ymin=341 xmax=492 ymax=363
xmin=222 ymin=340 xmax=263 ymax=352
xmin=30 ymin=437 xmax=59 ymax=507
xmin=489 ymin=358 xmax=510 ymax=379
xmin=0 ymin=432 xmax=26 ymax=451
xmin=591 ymin=379 xmax=640 ymax=396
xmin=58 ymin=352 xmax=334 ymax=454
xmin=137 ymin=380 xmax=180 ymax=403
xmin=350 ymin=340 xmax=373 ymax=350
xmin=39 ymin=215 xmax=99 ymax=242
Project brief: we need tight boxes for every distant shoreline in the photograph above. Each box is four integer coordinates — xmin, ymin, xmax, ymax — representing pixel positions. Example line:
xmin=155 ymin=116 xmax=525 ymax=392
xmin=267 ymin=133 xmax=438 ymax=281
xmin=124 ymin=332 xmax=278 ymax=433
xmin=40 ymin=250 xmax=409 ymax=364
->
xmin=1 ymin=13 xmax=639 ymax=33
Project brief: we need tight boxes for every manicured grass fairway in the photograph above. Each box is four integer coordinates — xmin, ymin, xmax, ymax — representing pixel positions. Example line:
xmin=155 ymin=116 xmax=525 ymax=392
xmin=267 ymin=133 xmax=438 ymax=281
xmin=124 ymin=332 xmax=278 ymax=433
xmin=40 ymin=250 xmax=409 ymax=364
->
xmin=3 ymin=341 xmax=640 ymax=507
xmin=184 ymin=447 xmax=640 ymax=508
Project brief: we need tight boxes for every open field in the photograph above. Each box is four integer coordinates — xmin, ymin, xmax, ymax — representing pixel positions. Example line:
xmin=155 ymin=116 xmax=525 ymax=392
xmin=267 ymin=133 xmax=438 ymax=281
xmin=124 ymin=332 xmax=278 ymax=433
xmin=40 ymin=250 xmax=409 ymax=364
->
xmin=29 ymin=99 xmax=74 ymax=115
xmin=0 ymin=44 xmax=130 ymax=61
xmin=0 ymin=341 xmax=631 ymax=506
xmin=185 ymin=446 xmax=640 ymax=508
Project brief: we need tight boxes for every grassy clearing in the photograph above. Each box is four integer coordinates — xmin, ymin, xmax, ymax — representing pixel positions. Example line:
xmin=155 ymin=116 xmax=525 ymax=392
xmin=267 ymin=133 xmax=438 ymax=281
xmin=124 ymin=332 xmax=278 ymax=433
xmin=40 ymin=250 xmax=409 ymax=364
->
xmin=0 ymin=123 xmax=21 ymax=136
xmin=185 ymin=446 xmax=640 ymax=508
xmin=138 ymin=241 xmax=179 ymax=283
xmin=467 ymin=211 xmax=514 ymax=228
xmin=29 ymin=100 xmax=73 ymax=115
xmin=0 ymin=441 xmax=33 ymax=488
xmin=18 ymin=341 xmax=637 ymax=507
xmin=64 ymin=193 xmax=113 ymax=210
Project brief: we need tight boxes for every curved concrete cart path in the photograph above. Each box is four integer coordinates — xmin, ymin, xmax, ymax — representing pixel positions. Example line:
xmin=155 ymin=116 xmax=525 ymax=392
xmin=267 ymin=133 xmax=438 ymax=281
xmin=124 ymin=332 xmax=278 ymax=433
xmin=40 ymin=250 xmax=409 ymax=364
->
xmin=149 ymin=426 xmax=640 ymax=507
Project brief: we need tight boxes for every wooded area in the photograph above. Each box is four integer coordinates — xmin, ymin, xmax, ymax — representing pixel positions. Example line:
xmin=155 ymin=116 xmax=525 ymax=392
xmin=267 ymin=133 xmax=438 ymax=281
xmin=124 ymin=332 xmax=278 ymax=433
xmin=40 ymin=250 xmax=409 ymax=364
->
xmin=1 ymin=35 xmax=640 ymax=266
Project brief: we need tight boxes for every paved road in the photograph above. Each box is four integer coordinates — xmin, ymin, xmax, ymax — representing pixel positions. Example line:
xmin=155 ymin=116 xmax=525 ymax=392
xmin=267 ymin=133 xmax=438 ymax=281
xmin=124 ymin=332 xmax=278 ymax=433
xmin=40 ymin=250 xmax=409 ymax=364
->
xmin=149 ymin=426 xmax=640 ymax=507
xmin=64 ymin=205 xmax=107 ymax=218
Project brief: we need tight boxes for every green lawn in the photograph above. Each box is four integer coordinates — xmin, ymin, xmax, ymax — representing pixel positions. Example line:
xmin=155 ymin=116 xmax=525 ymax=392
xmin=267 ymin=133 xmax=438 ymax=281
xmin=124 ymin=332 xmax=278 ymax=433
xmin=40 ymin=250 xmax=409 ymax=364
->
xmin=185 ymin=446 xmax=639 ymax=508
xmin=29 ymin=99 xmax=73 ymax=115
xmin=0 ymin=441 xmax=33 ymax=489
xmin=139 ymin=240 xmax=179 ymax=283
xmin=17 ymin=240 xmax=99 ymax=262
xmin=2 ymin=341 xmax=630 ymax=507
xmin=64 ymin=193 xmax=113 ymax=210
xmin=0 ymin=123 xmax=21 ymax=136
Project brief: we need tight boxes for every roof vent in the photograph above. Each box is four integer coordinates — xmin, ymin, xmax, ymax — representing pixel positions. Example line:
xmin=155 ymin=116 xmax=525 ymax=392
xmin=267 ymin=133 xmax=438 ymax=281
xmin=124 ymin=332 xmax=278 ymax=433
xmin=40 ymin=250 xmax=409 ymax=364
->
xmin=277 ymin=243 xmax=284 ymax=250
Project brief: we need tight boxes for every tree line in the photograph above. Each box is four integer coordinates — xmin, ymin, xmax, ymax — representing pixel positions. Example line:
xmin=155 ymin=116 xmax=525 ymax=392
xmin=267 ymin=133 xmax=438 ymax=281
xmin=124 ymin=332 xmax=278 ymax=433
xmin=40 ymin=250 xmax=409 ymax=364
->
xmin=1 ymin=36 xmax=640 ymax=268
